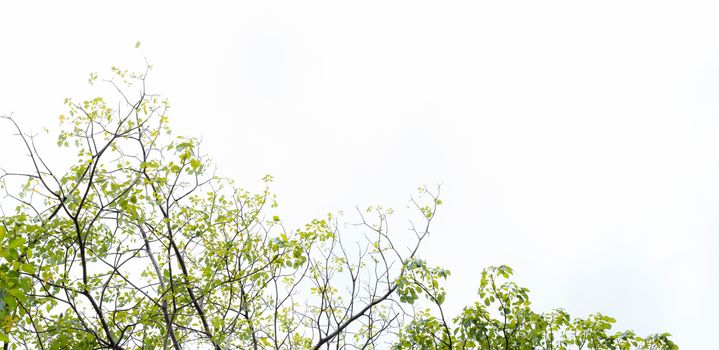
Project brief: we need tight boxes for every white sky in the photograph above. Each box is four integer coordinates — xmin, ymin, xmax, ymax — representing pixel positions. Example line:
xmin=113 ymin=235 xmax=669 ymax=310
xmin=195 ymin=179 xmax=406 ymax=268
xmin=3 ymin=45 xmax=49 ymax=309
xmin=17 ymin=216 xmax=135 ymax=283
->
xmin=2 ymin=1 xmax=718 ymax=348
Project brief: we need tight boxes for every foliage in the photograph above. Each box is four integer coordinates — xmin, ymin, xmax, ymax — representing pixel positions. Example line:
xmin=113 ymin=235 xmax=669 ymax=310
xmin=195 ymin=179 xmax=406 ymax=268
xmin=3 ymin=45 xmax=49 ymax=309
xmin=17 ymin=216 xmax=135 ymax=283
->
xmin=392 ymin=265 xmax=678 ymax=350
xmin=0 ymin=63 xmax=676 ymax=350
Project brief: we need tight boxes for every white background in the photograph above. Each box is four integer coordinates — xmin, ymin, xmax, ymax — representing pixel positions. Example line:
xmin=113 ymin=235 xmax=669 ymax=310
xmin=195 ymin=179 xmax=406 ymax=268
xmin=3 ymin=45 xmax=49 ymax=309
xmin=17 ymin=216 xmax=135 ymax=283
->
xmin=2 ymin=1 xmax=718 ymax=348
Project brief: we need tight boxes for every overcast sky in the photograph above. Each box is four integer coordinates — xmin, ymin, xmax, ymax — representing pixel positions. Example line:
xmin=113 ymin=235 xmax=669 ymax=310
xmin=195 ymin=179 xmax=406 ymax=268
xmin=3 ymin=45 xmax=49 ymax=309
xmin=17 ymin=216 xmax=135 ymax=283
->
xmin=2 ymin=1 xmax=718 ymax=348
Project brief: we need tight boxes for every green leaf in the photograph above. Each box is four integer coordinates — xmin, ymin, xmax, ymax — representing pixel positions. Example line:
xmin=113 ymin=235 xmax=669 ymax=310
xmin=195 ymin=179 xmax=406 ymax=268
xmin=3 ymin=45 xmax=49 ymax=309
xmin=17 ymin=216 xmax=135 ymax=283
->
xmin=21 ymin=263 xmax=36 ymax=274
xmin=8 ymin=237 xmax=25 ymax=250
xmin=6 ymin=289 xmax=25 ymax=303
xmin=190 ymin=158 xmax=201 ymax=170
xmin=0 ymin=332 xmax=8 ymax=342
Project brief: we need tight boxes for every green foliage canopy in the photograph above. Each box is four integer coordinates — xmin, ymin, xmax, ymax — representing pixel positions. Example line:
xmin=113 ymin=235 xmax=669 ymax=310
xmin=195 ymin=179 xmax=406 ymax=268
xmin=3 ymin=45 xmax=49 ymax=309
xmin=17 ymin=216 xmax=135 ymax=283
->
xmin=0 ymin=64 xmax=676 ymax=350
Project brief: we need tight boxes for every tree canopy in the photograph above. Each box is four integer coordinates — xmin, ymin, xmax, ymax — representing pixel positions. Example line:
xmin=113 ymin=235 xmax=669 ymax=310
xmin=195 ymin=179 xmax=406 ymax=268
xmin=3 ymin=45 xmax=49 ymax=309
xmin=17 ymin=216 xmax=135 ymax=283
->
xmin=0 ymin=63 xmax=677 ymax=349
